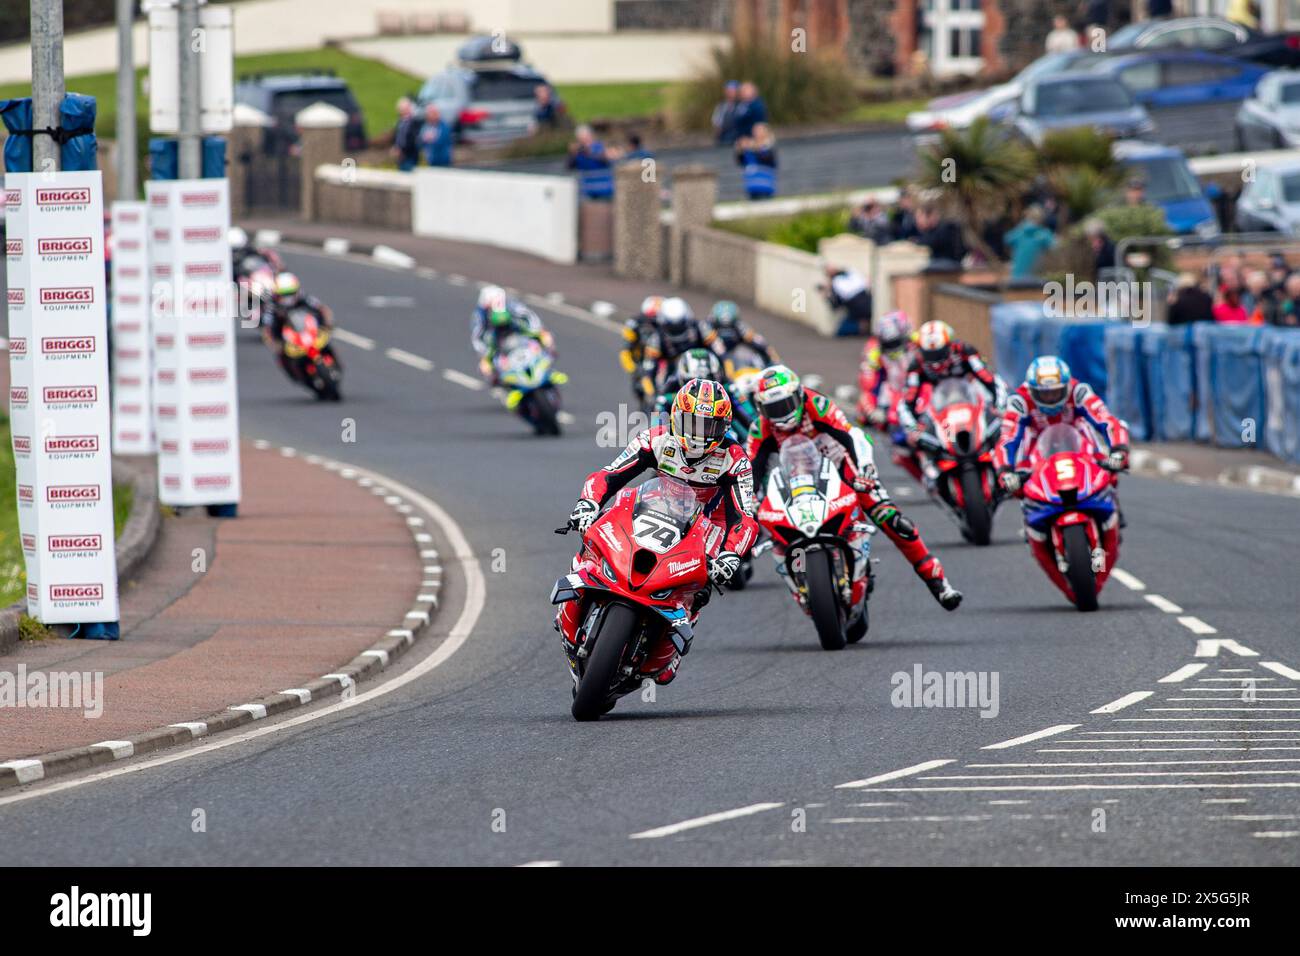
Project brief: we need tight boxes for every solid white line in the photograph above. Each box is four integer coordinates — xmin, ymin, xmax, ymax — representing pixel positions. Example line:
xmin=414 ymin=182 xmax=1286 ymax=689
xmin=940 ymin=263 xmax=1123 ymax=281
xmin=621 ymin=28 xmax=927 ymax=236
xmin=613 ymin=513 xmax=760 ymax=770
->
xmin=629 ymin=802 xmax=784 ymax=839
xmin=982 ymin=725 xmax=1079 ymax=750
xmin=442 ymin=368 xmax=486 ymax=390
xmin=1203 ymin=798 xmax=1251 ymax=803
xmin=1144 ymin=594 xmax=1184 ymax=614
xmin=970 ymin=758 xmax=1300 ymax=768
xmin=332 ymin=328 xmax=375 ymax=351
xmin=0 ymin=460 xmax=487 ymax=809
xmin=1178 ymin=615 xmax=1218 ymax=635
xmin=1252 ymin=831 xmax=1300 ymax=838
xmin=1091 ymin=691 xmax=1152 ymax=714
xmin=1159 ymin=663 xmax=1207 ymax=683
xmin=517 ymin=860 xmax=562 ymax=867
xmin=851 ymin=782 xmax=1300 ymax=793
xmin=926 ymin=770 xmax=1300 ymax=780
xmin=1110 ymin=568 xmax=1146 ymax=591
xmin=1262 ymin=661 xmax=1300 ymax=680
xmin=385 ymin=347 xmax=434 ymax=371
xmin=836 ymin=759 xmax=954 ymax=789
xmin=1040 ymin=747 xmax=1300 ymax=753
xmin=1147 ymin=707 xmax=1300 ymax=712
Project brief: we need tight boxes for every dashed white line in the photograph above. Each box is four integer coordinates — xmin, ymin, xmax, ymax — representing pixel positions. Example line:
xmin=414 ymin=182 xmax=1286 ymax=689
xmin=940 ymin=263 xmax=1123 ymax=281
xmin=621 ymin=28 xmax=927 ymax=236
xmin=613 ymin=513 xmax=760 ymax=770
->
xmin=1091 ymin=691 xmax=1153 ymax=714
xmin=332 ymin=328 xmax=375 ymax=351
xmin=1110 ymin=568 xmax=1146 ymax=591
xmin=442 ymin=368 xmax=486 ymax=390
xmin=1159 ymin=663 xmax=1208 ymax=683
xmin=1144 ymin=594 xmax=1184 ymax=614
xmin=629 ymin=802 xmax=785 ymax=839
xmin=1252 ymin=831 xmax=1300 ymax=838
xmin=385 ymin=347 xmax=434 ymax=371
xmin=1178 ymin=615 xmax=1218 ymax=635
xmin=981 ymin=725 xmax=1079 ymax=750
xmin=836 ymin=759 xmax=954 ymax=789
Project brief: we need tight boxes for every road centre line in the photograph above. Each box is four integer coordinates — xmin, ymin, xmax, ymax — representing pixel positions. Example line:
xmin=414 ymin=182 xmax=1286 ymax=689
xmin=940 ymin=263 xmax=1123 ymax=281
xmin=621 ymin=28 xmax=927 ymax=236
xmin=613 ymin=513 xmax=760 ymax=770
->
xmin=1110 ymin=568 xmax=1146 ymax=591
xmin=629 ymin=802 xmax=785 ymax=840
xmin=332 ymin=328 xmax=375 ymax=350
xmin=442 ymin=368 xmax=486 ymax=390
xmin=1144 ymin=594 xmax=1184 ymax=614
xmin=384 ymin=347 xmax=435 ymax=371
xmin=1178 ymin=616 xmax=1218 ymax=635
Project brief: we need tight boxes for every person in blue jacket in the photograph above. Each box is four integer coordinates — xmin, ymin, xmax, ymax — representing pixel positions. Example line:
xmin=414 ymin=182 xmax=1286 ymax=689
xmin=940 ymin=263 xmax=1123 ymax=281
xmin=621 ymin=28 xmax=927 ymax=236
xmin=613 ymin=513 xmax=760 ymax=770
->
xmin=566 ymin=124 xmax=613 ymax=200
xmin=419 ymin=103 xmax=453 ymax=167
xmin=733 ymin=82 xmax=768 ymax=140
xmin=736 ymin=123 xmax=777 ymax=200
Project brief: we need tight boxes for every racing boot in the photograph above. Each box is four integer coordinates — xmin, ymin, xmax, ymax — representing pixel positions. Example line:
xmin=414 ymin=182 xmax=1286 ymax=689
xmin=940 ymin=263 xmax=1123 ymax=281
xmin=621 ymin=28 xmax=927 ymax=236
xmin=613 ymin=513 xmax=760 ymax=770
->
xmin=917 ymin=554 xmax=963 ymax=611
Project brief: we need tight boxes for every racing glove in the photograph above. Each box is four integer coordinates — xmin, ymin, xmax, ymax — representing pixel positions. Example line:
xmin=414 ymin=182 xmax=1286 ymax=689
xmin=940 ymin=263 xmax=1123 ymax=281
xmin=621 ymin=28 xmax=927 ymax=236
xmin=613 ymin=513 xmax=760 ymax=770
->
xmin=569 ymin=498 xmax=600 ymax=532
xmin=997 ymin=470 xmax=1024 ymax=495
xmin=708 ymin=551 xmax=741 ymax=585
xmin=1107 ymin=447 xmax=1130 ymax=472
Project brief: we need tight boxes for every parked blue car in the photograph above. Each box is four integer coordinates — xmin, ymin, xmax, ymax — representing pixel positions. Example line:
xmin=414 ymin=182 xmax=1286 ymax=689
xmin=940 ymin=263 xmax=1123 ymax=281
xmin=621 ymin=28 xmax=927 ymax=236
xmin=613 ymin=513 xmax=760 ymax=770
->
xmin=1067 ymin=50 xmax=1268 ymax=108
xmin=1112 ymin=141 xmax=1221 ymax=238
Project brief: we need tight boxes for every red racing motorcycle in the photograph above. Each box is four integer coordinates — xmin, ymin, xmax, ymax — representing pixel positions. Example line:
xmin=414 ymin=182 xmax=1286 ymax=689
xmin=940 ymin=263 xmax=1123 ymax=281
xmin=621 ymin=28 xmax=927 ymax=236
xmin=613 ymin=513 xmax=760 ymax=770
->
xmin=1014 ymin=424 xmax=1122 ymax=612
xmin=552 ymin=476 xmax=720 ymax=720
xmin=914 ymin=379 xmax=1002 ymax=545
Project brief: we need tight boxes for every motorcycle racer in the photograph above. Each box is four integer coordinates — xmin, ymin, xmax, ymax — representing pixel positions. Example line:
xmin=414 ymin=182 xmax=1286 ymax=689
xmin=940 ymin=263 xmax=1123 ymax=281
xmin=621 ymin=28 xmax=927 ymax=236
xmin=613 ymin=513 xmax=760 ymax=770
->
xmin=619 ymin=295 xmax=663 ymax=380
xmin=565 ymin=378 xmax=759 ymax=684
xmin=655 ymin=348 xmax=755 ymax=437
xmin=993 ymin=355 xmax=1131 ymax=497
xmin=638 ymin=297 xmax=725 ymax=400
xmin=858 ymin=311 xmax=927 ymax=484
xmin=899 ymin=321 xmax=1003 ymax=437
xmin=746 ymin=365 xmax=963 ymax=611
xmin=263 ymin=272 xmax=332 ymax=361
xmin=707 ymin=300 xmax=778 ymax=369
xmin=471 ymin=285 xmax=554 ymax=384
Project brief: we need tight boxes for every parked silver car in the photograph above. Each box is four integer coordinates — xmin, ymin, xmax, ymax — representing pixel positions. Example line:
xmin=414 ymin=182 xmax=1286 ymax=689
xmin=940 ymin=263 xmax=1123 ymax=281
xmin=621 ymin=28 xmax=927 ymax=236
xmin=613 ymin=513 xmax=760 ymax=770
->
xmin=1010 ymin=75 xmax=1155 ymax=147
xmin=1235 ymin=70 xmax=1300 ymax=150
xmin=1234 ymin=160 xmax=1300 ymax=234
xmin=417 ymin=36 xmax=550 ymax=146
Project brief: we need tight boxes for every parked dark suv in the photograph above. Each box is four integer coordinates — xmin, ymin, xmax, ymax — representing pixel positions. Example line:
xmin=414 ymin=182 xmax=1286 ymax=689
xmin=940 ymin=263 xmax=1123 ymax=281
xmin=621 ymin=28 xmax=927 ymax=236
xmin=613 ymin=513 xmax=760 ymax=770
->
xmin=234 ymin=71 xmax=368 ymax=154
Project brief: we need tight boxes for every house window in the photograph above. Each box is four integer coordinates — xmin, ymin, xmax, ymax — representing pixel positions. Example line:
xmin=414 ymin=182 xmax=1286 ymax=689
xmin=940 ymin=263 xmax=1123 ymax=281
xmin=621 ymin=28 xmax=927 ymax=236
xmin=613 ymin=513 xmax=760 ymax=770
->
xmin=921 ymin=0 xmax=986 ymax=76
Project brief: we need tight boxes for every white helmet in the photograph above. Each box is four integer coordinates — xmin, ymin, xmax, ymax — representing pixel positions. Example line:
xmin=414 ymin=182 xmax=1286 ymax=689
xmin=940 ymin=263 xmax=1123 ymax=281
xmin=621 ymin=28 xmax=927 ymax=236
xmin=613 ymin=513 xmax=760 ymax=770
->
xmin=227 ymin=226 xmax=249 ymax=248
xmin=478 ymin=285 xmax=506 ymax=310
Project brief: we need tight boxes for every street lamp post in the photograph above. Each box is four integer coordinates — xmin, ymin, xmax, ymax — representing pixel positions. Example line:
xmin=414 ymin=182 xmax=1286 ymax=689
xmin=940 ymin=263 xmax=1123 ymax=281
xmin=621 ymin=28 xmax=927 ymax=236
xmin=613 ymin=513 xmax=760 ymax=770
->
xmin=29 ymin=0 xmax=65 ymax=172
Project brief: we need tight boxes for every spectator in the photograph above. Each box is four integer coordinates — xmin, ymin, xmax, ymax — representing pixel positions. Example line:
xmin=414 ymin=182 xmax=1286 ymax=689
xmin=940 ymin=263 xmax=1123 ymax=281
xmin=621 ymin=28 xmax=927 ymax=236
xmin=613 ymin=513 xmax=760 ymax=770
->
xmin=534 ymin=85 xmax=563 ymax=129
xmin=1003 ymin=205 xmax=1056 ymax=280
xmin=1267 ymin=252 xmax=1291 ymax=294
xmin=1082 ymin=0 xmax=1109 ymax=32
xmin=1213 ymin=283 xmax=1249 ymax=324
xmin=1273 ymin=273 xmax=1300 ymax=327
xmin=1225 ymin=0 xmax=1260 ymax=30
xmin=733 ymin=81 xmax=768 ymax=140
xmin=392 ymin=97 xmax=420 ymax=172
xmin=891 ymin=192 xmax=920 ymax=241
xmin=1046 ymin=15 xmax=1080 ymax=53
xmin=1167 ymin=272 xmax=1214 ymax=326
xmin=849 ymin=196 xmax=893 ymax=244
xmin=736 ymin=123 xmax=778 ymax=200
xmin=1147 ymin=0 xmax=1173 ymax=19
xmin=1241 ymin=268 xmax=1273 ymax=321
xmin=1124 ymin=177 xmax=1148 ymax=208
xmin=712 ymin=81 xmax=741 ymax=146
xmin=622 ymin=133 xmax=653 ymax=163
xmin=418 ymin=103 xmax=453 ymax=167
xmin=567 ymin=124 xmax=614 ymax=200
xmin=915 ymin=204 xmax=965 ymax=265
xmin=821 ymin=264 xmax=873 ymax=337
xmin=1083 ymin=217 xmax=1116 ymax=273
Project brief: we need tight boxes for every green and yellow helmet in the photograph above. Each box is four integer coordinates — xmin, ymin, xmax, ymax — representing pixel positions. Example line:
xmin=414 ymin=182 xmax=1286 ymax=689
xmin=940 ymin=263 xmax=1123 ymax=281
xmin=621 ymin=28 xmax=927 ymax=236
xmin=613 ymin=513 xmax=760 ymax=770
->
xmin=754 ymin=364 xmax=804 ymax=430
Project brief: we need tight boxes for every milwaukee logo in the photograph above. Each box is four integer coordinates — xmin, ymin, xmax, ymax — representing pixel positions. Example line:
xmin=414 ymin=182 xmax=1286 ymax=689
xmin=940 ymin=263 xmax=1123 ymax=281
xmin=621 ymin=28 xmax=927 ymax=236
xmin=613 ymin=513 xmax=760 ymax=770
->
xmin=117 ymin=348 xmax=143 ymax=361
xmin=183 ymin=226 xmax=222 ymax=243
xmin=42 ymin=336 xmax=96 ymax=355
xmin=184 ymin=261 xmax=222 ymax=277
xmin=46 ymin=434 xmax=98 ymax=453
xmin=40 ymin=286 xmax=94 ymax=305
xmin=181 ymin=190 xmax=220 ymax=206
xmin=189 ymin=367 xmax=227 ymax=383
xmin=154 ymin=263 xmax=172 ymax=277
xmin=162 ymin=475 xmax=181 ymax=489
xmin=36 ymin=187 xmax=91 ymax=206
xmin=120 ymin=403 xmax=142 ymax=415
xmin=6 ymin=238 xmax=21 ymax=255
xmin=117 ymin=375 xmax=142 ymax=387
xmin=118 ymin=294 xmax=142 ymax=306
xmin=192 ymin=438 xmax=230 ymax=454
xmin=116 ymin=321 xmax=142 ymax=333
xmin=47 ymin=484 xmax=101 ymax=502
xmin=21 ymin=534 xmax=34 ymax=552
xmin=43 ymin=385 xmax=97 ymax=404
xmin=158 ymin=369 xmax=176 ymax=384
xmin=190 ymin=403 xmax=228 ymax=418
xmin=118 ymin=265 xmax=142 ymax=278
xmin=38 ymin=236 xmax=92 ymax=255
xmin=49 ymin=534 xmax=103 ymax=552
xmin=50 ymin=583 xmax=104 ymax=601
xmin=8 ymin=289 xmax=24 ymax=305
xmin=150 ymin=192 xmax=169 ymax=207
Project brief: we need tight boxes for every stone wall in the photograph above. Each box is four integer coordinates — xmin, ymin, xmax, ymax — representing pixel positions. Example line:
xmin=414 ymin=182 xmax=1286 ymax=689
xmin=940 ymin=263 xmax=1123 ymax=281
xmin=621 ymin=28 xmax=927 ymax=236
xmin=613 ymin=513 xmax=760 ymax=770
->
xmin=313 ymin=175 xmax=412 ymax=231
xmin=615 ymin=0 xmax=731 ymax=31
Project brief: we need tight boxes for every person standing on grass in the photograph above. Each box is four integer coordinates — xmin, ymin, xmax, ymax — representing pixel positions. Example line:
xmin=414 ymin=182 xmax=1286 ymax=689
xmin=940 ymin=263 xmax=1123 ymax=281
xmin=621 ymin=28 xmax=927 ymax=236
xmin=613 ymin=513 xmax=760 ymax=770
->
xmin=736 ymin=123 xmax=778 ymax=200
xmin=392 ymin=97 xmax=421 ymax=172
xmin=712 ymin=81 xmax=741 ymax=146
xmin=733 ymin=82 xmax=768 ymax=140
xmin=419 ymin=103 xmax=453 ymax=167
xmin=567 ymin=125 xmax=614 ymax=200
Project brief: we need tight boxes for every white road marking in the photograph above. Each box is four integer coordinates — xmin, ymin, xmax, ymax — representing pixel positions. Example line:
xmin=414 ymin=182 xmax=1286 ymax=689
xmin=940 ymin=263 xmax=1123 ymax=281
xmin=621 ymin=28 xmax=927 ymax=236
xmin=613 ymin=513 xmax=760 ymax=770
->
xmin=629 ymin=802 xmax=785 ymax=839
xmin=971 ymin=758 xmax=1300 ymax=768
xmin=1040 ymin=747 xmax=1300 ymax=753
xmin=442 ymin=368 xmax=485 ymax=390
xmin=1147 ymin=707 xmax=1300 ymax=712
xmin=1110 ymin=568 xmax=1146 ymax=591
xmin=829 ymin=814 xmax=996 ymax=825
xmin=1144 ymin=594 xmax=1184 ymax=613
xmin=923 ymin=770 xmax=1300 ymax=780
xmin=851 ymin=801 xmax=909 ymax=807
xmin=852 ymin=782 xmax=1300 ymax=793
xmin=1091 ymin=691 xmax=1152 ymax=714
xmin=1178 ymin=615 xmax=1217 ymax=635
xmin=557 ymin=411 xmax=576 ymax=425
xmin=331 ymin=327 xmax=375 ymax=351
xmin=0 ymin=461 xmax=487 ymax=808
xmin=1262 ymin=661 xmax=1300 ymax=680
xmin=1252 ymin=831 xmax=1300 ymax=838
xmin=1197 ymin=676 xmax=1273 ymax=681
xmin=1207 ymin=814 xmax=1299 ymax=821
xmin=1203 ymin=798 xmax=1251 ymax=804
xmin=836 ymin=759 xmax=954 ymax=789
xmin=1195 ymin=639 xmax=1259 ymax=658
xmin=446 ymin=273 xmax=467 ymax=286
xmin=364 ymin=295 xmax=416 ymax=309
xmin=371 ymin=245 xmax=415 ymax=269
xmin=523 ymin=293 xmax=621 ymax=333
xmin=982 ymin=725 xmax=1078 ymax=750
xmin=517 ymin=860 xmax=562 ymax=867
xmin=385 ymin=347 xmax=434 ymax=371
xmin=1159 ymin=663 xmax=1207 ymax=683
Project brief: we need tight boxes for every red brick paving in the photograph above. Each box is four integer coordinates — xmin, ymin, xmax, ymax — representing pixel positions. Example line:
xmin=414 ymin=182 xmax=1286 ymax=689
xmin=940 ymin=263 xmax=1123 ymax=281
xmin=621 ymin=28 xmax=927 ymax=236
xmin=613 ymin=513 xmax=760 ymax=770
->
xmin=0 ymin=441 xmax=421 ymax=761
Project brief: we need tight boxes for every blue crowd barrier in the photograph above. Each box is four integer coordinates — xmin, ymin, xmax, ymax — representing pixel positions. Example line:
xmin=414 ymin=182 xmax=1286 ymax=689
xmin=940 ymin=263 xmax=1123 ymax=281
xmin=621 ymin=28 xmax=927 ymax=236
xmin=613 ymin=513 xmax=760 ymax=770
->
xmin=1261 ymin=328 xmax=1300 ymax=464
xmin=1104 ymin=325 xmax=1150 ymax=441
xmin=1158 ymin=324 xmax=1198 ymax=441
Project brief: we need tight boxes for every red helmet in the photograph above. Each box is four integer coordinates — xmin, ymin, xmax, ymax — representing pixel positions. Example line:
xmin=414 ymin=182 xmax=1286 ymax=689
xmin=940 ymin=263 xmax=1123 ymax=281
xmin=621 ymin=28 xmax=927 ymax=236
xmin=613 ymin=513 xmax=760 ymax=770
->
xmin=917 ymin=320 xmax=955 ymax=375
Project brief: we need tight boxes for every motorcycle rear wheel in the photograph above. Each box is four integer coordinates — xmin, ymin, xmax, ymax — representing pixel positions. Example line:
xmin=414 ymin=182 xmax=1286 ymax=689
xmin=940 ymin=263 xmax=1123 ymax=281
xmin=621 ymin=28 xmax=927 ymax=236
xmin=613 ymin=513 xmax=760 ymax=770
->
xmin=529 ymin=387 xmax=562 ymax=437
xmin=571 ymin=602 xmax=639 ymax=721
xmin=846 ymin=601 xmax=869 ymax=643
xmin=804 ymin=548 xmax=846 ymax=650
xmin=1062 ymin=523 xmax=1099 ymax=612
xmin=959 ymin=466 xmax=993 ymax=546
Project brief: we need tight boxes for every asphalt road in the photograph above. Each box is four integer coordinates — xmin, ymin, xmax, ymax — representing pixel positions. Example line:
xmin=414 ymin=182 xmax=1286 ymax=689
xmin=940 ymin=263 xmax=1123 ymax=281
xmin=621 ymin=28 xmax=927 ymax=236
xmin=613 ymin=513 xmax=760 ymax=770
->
xmin=2 ymin=248 xmax=1299 ymax=865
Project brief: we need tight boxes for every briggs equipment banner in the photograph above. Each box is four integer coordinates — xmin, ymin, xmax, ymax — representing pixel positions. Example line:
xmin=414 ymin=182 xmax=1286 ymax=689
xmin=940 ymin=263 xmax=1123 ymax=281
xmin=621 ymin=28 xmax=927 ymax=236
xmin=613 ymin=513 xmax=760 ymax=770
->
xmin=110 ymin=200 xmax=154 ymax=454
xmin=146 ymin=178 xmax=241 ymax=506
xmin=5 ymin=171 xmax=120 ymax=624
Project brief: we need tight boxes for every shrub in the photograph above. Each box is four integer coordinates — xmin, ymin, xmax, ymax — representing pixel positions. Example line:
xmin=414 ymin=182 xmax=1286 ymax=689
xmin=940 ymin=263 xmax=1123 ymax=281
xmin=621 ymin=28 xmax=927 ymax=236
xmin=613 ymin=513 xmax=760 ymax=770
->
xmin=714 ymin=207 xmax=850 ymax=253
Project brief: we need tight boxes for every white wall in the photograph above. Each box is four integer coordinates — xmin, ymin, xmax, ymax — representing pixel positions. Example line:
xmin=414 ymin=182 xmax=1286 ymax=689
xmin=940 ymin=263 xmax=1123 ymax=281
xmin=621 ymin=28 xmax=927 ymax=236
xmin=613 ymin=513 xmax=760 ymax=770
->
xmin=411 ymin=167 xmax=578 ymax=264
xmin=754 ymin=242 xmax=837 ymax=336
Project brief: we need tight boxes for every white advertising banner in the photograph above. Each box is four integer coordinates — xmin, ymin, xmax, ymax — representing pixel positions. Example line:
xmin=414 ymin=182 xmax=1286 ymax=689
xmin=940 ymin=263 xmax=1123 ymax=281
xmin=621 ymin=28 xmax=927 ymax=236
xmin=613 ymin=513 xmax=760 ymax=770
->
xmin=5 ymin=171 xmax=120 ymax=624
xmin=110 ymin=200 xmax=154 ymax=454
xmin=146 ymin=178 xmax=241 ymax=507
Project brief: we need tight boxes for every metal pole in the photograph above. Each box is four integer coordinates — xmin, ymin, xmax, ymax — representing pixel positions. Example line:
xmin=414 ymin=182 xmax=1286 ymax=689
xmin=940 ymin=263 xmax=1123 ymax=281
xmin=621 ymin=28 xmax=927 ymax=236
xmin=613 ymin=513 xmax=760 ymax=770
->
xmin=116 ymin=0 xmax=136 ymax=197
xmin=29 ymin=0 xmax=65 ymax=173
xmin=178 ymin=0 xmax=201 ymax=178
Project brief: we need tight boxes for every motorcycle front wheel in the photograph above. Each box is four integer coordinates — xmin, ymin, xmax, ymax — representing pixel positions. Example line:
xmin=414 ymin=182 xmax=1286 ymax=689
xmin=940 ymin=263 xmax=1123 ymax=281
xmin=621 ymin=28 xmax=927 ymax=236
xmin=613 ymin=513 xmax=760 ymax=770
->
xmin=1062 ymin=523 xmax=1099 ymax=612
xmin=804 ymin=548 xmax=846 ymax=650
xmin=959 ymin=466 xmax=993 ymax=546
xmin=571 ymin=602 xmax=639 ymax=721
